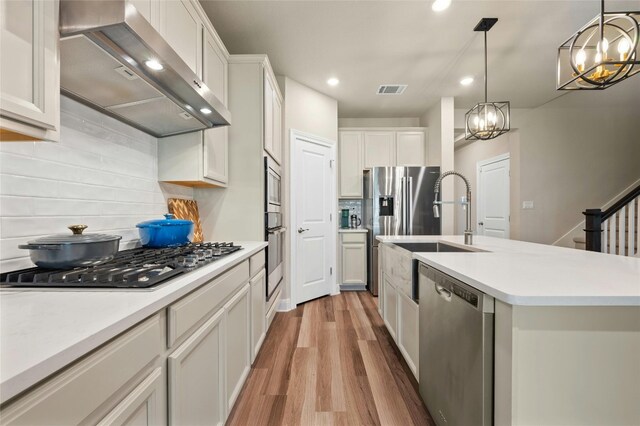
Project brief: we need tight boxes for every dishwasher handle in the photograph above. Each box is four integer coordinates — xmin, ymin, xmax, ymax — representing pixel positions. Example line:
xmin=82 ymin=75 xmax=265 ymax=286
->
xmin=435 ymin=283 xmax=452 ymax=301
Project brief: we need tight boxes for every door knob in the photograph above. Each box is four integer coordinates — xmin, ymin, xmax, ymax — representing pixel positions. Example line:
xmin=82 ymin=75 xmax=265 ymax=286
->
xmin=298 ymin=227 xmax=309 ymax=233
xmin=478 ymin=222 xmax=484 ymax=226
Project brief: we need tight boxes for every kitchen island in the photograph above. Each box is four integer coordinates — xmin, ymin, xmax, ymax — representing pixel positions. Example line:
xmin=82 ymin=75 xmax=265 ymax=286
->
xmin=0 ymin=241 xmax=268 ymax=425
xmin=377 ymin=235 xmax=640 ymax=426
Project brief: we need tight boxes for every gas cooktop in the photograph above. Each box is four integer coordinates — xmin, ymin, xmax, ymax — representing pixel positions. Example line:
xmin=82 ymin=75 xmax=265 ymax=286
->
xmin=0 ymin=242 xmax=243 ymax=289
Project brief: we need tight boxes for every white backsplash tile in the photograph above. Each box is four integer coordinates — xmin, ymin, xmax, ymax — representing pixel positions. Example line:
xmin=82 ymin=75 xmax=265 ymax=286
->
xmin=0 ymin=97 xmax=194 ymax=271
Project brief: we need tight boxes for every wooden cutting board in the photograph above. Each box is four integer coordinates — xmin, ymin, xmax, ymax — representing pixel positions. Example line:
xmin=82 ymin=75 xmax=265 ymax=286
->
xmin=168 ymin=198 xmax=204 ymax=243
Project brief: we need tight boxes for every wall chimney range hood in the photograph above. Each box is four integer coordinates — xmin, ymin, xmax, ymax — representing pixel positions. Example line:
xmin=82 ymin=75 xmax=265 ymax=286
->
xmin=59 ymin=0 xmax=231 ymax=138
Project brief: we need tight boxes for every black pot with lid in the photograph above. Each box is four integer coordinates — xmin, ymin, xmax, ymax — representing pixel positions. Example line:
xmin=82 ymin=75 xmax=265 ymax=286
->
xmin=19 ymin=225 xmax=122 ymax=269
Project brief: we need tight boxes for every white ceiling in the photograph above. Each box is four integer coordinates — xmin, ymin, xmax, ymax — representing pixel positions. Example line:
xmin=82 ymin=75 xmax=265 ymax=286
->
xmin=201 ymin=1 xmax=640 ymax=118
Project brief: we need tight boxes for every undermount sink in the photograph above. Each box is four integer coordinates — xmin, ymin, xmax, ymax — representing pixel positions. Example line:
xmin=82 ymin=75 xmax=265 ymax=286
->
xmin=393 ymin=242 xmax=482 ymax=253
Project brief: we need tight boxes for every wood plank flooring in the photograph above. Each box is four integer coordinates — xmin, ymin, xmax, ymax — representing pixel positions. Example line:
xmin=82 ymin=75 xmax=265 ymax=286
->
xmin=226 ymin=292 xmax=435 ymax=426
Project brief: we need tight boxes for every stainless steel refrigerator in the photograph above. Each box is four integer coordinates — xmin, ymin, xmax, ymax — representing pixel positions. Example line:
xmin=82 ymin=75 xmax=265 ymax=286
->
xmin=363 ymin=167 xmax=441 ymax=295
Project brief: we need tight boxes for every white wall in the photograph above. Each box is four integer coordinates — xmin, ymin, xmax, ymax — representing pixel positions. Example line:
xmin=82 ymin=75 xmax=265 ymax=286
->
xmin=0 ymin=97 xmax=193 ymax=271
xmin=338 ymin=117 xmax=420 ymax=128
xmin=454 ymin=131 xmax=521 ymax=239
xmin=452 ymin=78 xmax=640 ymax=245
xmin=517 ymin=90 xmax=640 ymax=244
xmin=421 ymin=97 xmax=455 ymax=234
xmin=278 ymin=76 xmax=338 ymax=308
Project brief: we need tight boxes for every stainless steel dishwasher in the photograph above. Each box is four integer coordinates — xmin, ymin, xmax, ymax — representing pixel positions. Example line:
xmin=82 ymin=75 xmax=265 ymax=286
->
xmin=418 ymin=263 xmax=494 ymax=426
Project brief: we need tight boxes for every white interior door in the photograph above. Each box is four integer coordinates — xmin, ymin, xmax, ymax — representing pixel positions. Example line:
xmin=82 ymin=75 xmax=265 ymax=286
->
xmin=293 ymin=134 xmax=335 ymax=305
xmin=477 ymin=156 xmax=510 ymax=238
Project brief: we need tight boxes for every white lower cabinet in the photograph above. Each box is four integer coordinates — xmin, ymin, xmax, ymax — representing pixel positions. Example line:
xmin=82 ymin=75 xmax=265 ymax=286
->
xmin=168 ymin=309 xmax=225 ymax=426
xmin=340 ymin=232 xmax=367 ymax=288
xmin=0 ymin=315 xmax=164 ymax=425
xmin=98 ymin=367 xmax=165 ymax=426
xmin=1 ymin=251 xmax=266 ymax=426
xmin=382 ymin=273 xmax=398 ymax=341
xmin=397 ymin=291 xmax=419 ymax=379
xmin=224 ymin=283 xmax=251 ymax=412
xmin=250 ymin=269 xmax=267 ymax=363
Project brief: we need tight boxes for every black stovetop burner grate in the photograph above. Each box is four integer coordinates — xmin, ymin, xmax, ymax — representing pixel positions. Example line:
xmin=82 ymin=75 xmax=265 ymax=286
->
xmin=1 ymin=242 xmax=242 ymax=289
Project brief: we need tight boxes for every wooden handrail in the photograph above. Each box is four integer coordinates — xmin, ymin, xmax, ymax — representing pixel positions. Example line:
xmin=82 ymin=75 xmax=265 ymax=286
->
xmin=583 ymin=183 xmax=640 ymax=253
xmin=602 ymin=184 xmax=640 ymax=221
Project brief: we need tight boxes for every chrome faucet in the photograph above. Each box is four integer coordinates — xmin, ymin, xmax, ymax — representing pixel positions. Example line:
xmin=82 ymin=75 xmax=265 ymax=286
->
xmin=433 ymin=171 xmax=473 ymax=245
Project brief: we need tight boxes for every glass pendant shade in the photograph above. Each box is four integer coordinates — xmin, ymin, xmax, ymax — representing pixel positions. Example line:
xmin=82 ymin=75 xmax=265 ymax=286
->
xmin=557 ymin=7 xmax=640 ymax=90
xmin=465 ymin=101 xmax=510 ymax=140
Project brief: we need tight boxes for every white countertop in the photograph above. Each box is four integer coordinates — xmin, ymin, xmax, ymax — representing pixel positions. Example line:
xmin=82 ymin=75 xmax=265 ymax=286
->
xmin=338 ymin=228 xmax=368 ymax=233
xmin=0 ymin=241 xmax=267 ymax=404
xmin=376 ymin=235 xmax=640 ymax=307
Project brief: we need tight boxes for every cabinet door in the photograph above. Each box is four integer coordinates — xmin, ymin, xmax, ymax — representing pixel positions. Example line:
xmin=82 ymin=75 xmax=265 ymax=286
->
xmin=364 ymin=131 xmax=395 ymax=167
xmin=396 ymin=131 xmax=426 ymax=166
xmin=338 ymin=132 xmax=364 ymax=198
xmin=98 ymin=367 xmax=165 ymax=426
xmin=250 ymin=269 xmax=267 ymax=363
xmin=224 ymin=283 xmax=251 ymax=411
xmin=272 ymin=95 xmax=282 ymax=164
xmin=382 ymin=274 xmax=397 ymax=341
xmin=397 ymin=291 xmax=419 ymax=379
xmin=168 ymin=309 xmax=225 ymax=426
xmin=0 ymin=0 xmax=58 ymax=131
xmin=263 ymin=74 xmax=274 ymax=157
xmin=160 ymin=0 xmax=201 ymax=76
xmin=128 ymin=0 xmax=159 ymax=30
xmin=202 ymin=26 xmax=228 ymax=184
xmin=341 ymin=242 xmax=366 ymax=284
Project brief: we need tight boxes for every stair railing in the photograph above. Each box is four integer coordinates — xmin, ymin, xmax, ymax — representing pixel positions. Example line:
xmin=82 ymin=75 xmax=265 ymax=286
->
xmin=583 ymin=184 xmax=640 ymax=256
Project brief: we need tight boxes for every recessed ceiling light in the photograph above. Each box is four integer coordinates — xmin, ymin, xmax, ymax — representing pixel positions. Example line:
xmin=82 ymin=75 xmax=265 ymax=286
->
xmin=200 ymin=108 xmax=212 ymax=114
xmin=145 ymin=59 xmax=163 ymax=71
xmin=460 ymin=76 xmax=474 ymax=86
xmin=432 ymin=0 xmax=451 ymax=12
xmin=327 ymin=77 xmax=339 ymax=86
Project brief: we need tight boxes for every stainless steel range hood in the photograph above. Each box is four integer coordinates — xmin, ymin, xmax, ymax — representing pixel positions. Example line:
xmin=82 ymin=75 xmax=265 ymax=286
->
xmin=59 ymin=0 xmax=230 ymax=138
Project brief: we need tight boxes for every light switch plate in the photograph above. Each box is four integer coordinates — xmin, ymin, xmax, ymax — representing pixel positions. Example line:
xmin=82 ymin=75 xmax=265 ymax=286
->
xmin=522 ymin=201 xmax=534 ymax=209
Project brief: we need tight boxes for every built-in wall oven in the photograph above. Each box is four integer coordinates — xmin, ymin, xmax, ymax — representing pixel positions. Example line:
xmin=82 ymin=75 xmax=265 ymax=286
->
xmin=265 ymin=156 xmax=284 ymax=302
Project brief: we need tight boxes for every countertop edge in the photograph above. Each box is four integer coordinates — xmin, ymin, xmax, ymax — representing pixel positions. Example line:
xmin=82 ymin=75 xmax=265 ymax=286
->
xmin=0 ymin=242 xmax=268 ymax=405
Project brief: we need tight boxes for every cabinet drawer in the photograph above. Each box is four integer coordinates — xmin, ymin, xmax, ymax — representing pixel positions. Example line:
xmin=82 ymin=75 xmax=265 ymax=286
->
xmin=249 ymin=251 xmax=265 ymax=278
xmin=168 ymin=261 xmax=249 ymax=347
xmin=1 ymin=314 xmax=162 ymax=425
xmin=341 ymin=233 xmax=366 ymax=243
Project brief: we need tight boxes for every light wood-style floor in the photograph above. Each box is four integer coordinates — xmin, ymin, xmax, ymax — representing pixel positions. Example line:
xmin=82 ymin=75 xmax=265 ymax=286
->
xmin=227 ymin=292 xmax=435 ymax=425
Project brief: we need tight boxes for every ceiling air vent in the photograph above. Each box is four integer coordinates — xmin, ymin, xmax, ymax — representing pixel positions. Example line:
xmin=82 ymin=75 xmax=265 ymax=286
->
xmin=377 ymin=84 xmax=407 ymax=95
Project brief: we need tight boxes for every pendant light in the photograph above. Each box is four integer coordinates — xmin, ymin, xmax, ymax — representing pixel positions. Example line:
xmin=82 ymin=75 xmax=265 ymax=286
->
xmin=557 ymin=0 xmax=639 ymax=90
xmin=465 ymin=18 xmax=511 ymax=141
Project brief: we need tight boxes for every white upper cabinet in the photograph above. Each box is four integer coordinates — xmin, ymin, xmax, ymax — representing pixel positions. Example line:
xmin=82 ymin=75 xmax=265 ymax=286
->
xmin=364 ymin=131 xmax=396 ymax=168
xmin=338 ymin=128 xmax=427 ymax=198
xmin=0 ymin=0 xmax=59 ymax=141
xmin=157 ymin=2 xmax=229 ymax=187
xmin=273 ymin=94 xmax=283 ymax=164
xmin=263 ymin=71 xmax=283 ymax=165
xmin=159 ymin=0 xmax=202 ymax=77
xmin=338 ymin=131 xmax=364 ymax=199
xmin=396 ymin=131 xmax=426 ymax=166
xmin=128 ymin=0 xmax=160 ymax=29
xmin=202 ymin=24 xmax=228 ymax=184
xmin=263 ymin=75 xmax=274 ymax=157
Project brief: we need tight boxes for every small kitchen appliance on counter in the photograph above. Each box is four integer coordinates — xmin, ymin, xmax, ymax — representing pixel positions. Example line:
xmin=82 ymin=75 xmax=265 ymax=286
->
xmin=350 ymin=214 xmax=362 ymax=229
xmin=2 ymin=242 xmax=243 ymax=290
xmin=341 ymin=209 xmax=350 ymax=228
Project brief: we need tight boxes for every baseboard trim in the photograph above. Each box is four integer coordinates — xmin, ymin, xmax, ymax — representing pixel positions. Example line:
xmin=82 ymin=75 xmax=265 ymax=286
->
xmin=340 ymin=284 xmax=367 ymax=291
xmin=277 ymin=298 xmax=294 ymax=312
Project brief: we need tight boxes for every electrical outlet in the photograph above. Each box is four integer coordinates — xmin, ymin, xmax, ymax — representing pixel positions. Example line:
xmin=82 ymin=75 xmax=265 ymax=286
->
xmin=522 ymin=201 xmax=534 ymax=209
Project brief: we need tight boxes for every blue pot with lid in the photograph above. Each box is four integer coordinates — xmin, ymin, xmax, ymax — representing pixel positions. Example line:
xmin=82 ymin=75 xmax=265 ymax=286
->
xmin=136 ymin=214 xmax=194 ymax=248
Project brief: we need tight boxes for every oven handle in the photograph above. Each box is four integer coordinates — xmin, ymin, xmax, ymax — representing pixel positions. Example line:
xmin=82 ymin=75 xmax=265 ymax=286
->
xmin=267 ymin=227 xmax=287 ymax=235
